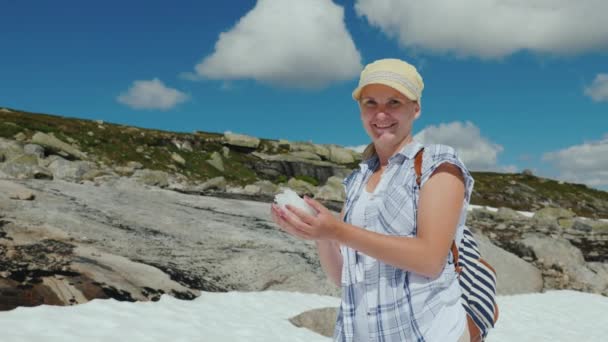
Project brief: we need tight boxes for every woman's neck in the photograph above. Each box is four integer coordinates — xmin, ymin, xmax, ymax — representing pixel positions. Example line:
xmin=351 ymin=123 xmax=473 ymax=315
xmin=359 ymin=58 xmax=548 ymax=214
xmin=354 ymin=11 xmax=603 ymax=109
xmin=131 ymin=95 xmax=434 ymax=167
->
xmin=375 ymin=136 xmax=413 ymax=166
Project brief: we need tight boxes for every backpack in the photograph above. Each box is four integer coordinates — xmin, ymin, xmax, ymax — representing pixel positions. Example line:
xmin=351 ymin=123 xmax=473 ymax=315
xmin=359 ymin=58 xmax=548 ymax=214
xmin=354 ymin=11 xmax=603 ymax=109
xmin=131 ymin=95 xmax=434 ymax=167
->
xmin=414 ymin=148 xmax=499 ymax=342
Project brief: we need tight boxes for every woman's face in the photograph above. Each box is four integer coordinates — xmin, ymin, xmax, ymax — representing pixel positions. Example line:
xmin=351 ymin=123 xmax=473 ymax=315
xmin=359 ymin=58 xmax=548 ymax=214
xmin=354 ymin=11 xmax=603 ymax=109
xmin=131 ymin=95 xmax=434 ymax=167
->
xmin=359 ymin=83 xmax=420 ymax=149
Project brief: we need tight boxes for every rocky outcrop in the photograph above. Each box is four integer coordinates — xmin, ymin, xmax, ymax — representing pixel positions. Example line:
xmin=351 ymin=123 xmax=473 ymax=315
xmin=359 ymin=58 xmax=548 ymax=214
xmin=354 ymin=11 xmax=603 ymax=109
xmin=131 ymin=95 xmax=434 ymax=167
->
xmin=0 ymin=215 xmax=197 ymax=311
xmin=251 ymin=152 xmax=352 ymax=184
xmin=31 ymin=132 xmax=87 ymax=160
xmin=467 ymin=207 xmax=608 ymax=295
xmin=0 ymin=177 xmax=340 ymax=312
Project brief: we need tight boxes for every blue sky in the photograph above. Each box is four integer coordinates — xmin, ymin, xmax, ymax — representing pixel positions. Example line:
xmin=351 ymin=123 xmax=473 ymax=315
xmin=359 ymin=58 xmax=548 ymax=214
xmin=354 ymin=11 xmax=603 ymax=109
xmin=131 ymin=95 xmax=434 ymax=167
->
xmin=1 ymin=0 xmax=607 ymax=189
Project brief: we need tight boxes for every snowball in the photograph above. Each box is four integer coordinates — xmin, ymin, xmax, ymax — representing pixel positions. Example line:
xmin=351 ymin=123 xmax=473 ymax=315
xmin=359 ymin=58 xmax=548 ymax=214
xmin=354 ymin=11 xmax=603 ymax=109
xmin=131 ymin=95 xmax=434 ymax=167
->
xmin=274 ymin=188 xmax=317 ymax=216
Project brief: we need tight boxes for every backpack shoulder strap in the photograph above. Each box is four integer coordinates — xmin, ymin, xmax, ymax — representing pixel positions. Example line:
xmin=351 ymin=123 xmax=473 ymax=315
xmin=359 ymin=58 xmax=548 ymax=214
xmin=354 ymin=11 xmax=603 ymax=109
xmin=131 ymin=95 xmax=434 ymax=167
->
xmin=414 ymin=147 xmax=462 ymax=273
xmin=414 ymin=148 xmax=424 ymax=187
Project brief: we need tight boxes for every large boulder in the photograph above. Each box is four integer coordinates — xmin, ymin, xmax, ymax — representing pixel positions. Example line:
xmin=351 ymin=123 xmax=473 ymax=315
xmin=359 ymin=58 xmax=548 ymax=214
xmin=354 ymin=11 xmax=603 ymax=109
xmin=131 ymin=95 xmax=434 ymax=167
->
xmin=31 ymin=132 xmax=87 ymax=160
xmin=314 ymin=176 xmax=345 ymax=202
xmin=328 ymin=145 xmax=355 ymax=165
xmin=474 ymin=233 xmax=543 ymax=295
xmin=0 ymin=154 xmax=53 ymax=180
xmin=289 ymin=307 xmax=337 ymax=338
xmin=47 ymin=157 xmax=97 ymax=182
xmin=223 ymin=132 xmax=260 ymax=149
xmin=133 ymin=169 xmax=170 ymax=188
xmin=520 ymin=234 xmax=607 ymax=293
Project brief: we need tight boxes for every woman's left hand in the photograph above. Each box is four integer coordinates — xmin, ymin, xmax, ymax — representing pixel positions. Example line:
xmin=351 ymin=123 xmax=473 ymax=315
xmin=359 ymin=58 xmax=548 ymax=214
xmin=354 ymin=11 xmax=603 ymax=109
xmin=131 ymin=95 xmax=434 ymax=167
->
xmin=275 ymin=196 xmax=343 ymax=241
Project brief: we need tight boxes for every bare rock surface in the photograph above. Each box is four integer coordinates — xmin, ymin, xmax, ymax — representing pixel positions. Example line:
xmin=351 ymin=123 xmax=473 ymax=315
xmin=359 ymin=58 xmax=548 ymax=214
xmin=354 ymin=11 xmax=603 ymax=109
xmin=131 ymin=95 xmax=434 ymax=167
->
xmin=0 ymin=177 xmax=339 ymax=311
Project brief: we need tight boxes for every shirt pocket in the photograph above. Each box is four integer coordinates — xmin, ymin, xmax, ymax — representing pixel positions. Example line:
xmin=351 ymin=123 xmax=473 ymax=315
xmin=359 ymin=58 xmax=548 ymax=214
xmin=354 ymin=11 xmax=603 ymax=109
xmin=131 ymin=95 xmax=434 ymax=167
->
xmin=377 ymin=183 xmax=417 ymax=237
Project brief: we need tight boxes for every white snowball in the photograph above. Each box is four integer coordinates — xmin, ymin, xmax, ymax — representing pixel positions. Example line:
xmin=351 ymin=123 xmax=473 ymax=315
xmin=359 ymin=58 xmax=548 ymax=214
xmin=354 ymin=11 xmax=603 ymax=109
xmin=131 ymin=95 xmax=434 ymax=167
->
xmin=274 ymin=188 xmax=317 ymax=216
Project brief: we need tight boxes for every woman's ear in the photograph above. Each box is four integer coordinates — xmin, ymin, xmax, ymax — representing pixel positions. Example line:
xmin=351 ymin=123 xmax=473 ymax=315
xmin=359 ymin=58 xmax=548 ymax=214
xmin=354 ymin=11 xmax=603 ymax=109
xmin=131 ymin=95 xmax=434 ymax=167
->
xmin=413 ymin=102 xmax=421 ymax=120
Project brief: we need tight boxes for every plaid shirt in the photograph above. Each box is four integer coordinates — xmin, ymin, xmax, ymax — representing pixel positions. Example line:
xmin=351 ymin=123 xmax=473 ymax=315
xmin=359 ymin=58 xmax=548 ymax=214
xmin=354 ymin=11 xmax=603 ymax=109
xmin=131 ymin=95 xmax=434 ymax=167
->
xmin=333 ymin=142 xmax=474 ymax=342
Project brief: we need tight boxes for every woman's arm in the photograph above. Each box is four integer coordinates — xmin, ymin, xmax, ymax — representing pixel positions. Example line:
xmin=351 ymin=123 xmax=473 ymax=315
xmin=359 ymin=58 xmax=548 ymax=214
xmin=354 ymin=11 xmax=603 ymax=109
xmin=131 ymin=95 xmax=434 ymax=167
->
xmin=314 ymin=208 xmax=344 ymax=287
xmin=280 ymin=163 xmax=465 ymax=279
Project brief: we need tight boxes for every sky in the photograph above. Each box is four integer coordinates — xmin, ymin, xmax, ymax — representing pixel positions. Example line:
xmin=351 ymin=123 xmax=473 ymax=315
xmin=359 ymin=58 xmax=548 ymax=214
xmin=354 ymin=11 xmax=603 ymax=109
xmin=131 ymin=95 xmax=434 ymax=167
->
xmin=0 ymin=289 xmax=607 ymax=341
xmin=1 ymin=0 xmax=607 ymax=189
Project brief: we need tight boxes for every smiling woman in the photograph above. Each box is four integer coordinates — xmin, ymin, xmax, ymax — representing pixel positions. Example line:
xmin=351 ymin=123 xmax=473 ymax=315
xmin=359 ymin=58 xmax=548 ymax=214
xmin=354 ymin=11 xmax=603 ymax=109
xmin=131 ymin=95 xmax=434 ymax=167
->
xmin=271 ymin=58 xmax=497 ymax=342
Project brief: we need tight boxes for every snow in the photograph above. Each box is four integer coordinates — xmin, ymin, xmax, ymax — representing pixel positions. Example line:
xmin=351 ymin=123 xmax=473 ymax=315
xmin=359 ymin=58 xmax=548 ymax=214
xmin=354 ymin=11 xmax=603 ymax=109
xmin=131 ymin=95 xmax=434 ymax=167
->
xmin=1 ymin=290 xmax=606 ymax=341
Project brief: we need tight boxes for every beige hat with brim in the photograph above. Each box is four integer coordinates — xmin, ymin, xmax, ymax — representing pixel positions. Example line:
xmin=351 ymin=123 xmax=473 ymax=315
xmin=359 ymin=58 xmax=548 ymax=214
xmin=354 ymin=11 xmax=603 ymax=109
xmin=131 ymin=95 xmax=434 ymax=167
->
xmin=352 ymin=58 xmax=424 ymax=102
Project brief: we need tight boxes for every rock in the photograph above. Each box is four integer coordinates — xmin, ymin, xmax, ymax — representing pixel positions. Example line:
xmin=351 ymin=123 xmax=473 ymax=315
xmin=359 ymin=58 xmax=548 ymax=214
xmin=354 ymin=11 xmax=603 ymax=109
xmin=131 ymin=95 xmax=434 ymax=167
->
xmin=495 ymin=207 xmax=525 ymax=221
xmin=522 ymin=169 xmax=534 ymax=176
xmin=251 ymin=152 xmax=349 ymax=184
xmin=13 ymin=132 xmax=27 ymax=142
xmin=31 ymin=132 xmax=87 ymax=160
xmin=520 ymin=234 xmax=602 ymax=292
xmin=243 ymin=180 xmax=278 ymax=197
xmin=315 ymin=176 xmax=346 ymax=202
xmin=0 ymin=155 xmax=53 ymax=180
xmin=81 ymin=169 xmax=112 ymax=182
xmin=222 ymin=146 xmax=230 ymax=158
xmin=533 ymin=207 xmax=576 ymax=221
xmin=0 ymin=138 xmax=25 ymax=162
xmin=172 ymin=139 xmax=193 ymax=152
xmin=328 ymin=145 xmax=355 ymax=164
xmin=223 ymin=132 xmax=260 ymax=149
xmin=290 ymin=151 xmax=322 ymax=161
xmin=206 ymin=152 xmax=224 ymax=172
xmin=313 ymin=145 xmax=331 ymax=160
xmin=126 ymin=161 xmax=143 ymax=170
xmin=195 ymin=176 xmax=227 ymax=192
xmin=171 ymin=152 xmax=186 ymax=166
xmin=9 ymin=190 xmax=35 ymax=200
xmin=23 ymin=144 xmax=45 ymax=158
xmin=572 ymin=218 xmax=593 ymax=233
xmin=47 ymin=157 xmax=97 ymax=182
xmin=114 ymin=165 xmax=136 ymax=177
xmin=289 ymin=307 xmax=338 ymax=337
xmin=287 ymin=178 xmax=317 ymax=196
xmin=474 ymin=233 xmax=543 ymax=295
xmin=133 ymin=169 xmax=170 ymax=188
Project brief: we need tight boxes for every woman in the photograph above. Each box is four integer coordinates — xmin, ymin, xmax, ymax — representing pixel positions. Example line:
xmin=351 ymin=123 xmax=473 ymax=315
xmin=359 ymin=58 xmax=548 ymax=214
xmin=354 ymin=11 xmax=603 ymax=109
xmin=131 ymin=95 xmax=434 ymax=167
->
xmin=271 ymin=58 xmax=474 ymax=342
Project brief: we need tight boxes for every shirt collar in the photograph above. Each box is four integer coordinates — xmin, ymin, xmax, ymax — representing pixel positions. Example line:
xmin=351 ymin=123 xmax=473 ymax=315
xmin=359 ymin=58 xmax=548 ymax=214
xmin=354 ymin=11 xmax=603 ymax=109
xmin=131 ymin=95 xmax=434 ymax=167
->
xmin=358 ymin=140 xmax=424 ymax=171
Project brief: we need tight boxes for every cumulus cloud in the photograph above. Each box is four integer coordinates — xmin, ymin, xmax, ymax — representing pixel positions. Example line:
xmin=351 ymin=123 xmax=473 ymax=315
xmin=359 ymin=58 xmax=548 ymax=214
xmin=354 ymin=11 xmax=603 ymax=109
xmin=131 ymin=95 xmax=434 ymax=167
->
xmin=117 ymin=79 xmax=189 ymax=110
xmin=414 ymin=121 xmax=514 ymax=172
xmin=355 ymin=0 xmax=608 ymax=59
xmin=585 ymin=73 xmax=608 ymax=102
xmin=194 ymin=0 xmax=362 ymax=88
xmin=543 ymin=136 xmax=608 ymax=187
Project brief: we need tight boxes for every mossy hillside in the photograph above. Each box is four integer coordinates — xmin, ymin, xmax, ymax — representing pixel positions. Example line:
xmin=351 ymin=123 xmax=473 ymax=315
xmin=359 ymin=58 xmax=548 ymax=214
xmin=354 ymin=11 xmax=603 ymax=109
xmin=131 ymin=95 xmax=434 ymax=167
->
xmin=2 ymin=107 xmax=608 ymax=218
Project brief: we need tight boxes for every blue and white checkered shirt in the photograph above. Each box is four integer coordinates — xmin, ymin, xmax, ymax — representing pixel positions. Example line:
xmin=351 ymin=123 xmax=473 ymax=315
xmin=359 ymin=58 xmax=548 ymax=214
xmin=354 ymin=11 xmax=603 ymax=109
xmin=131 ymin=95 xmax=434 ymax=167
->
xmin=333 ymin=142 xmax=474 ymax=342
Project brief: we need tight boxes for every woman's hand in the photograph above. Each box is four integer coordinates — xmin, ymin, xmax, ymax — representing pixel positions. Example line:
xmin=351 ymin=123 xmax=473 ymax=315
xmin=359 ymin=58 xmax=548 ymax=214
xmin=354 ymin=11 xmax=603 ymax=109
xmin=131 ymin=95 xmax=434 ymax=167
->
xmin=270 ymin=196 xmax=343 ymax=241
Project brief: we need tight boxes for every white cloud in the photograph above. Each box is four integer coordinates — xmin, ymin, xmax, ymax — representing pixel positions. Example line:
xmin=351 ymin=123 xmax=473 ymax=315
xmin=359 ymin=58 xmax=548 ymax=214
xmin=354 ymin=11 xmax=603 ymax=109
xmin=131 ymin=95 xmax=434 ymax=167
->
xmin=543 ymin=137 xmax=608 ymax=187
xmin=414 ymin=121 xmax=513 ymax=172
xmin=117 ymin=79 xmax=189 ymax=110
xmin=355 ymin=0 xmax=608 ymax=59
xmin=194 ymin=0 xmax=362 ymax=88
xmin=585 ymin=73 xmax=608 ymax=102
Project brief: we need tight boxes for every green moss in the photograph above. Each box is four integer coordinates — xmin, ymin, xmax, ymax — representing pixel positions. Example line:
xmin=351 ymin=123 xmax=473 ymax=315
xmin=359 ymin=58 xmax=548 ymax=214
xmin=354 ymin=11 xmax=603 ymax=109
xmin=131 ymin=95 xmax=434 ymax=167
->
xmin=295 ymin=175 xmax=319 ymax=186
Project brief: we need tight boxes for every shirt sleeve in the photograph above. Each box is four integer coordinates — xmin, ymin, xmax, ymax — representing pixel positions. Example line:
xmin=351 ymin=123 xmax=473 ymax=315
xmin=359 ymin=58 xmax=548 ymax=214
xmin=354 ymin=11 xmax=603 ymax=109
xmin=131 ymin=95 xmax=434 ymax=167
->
xmin=419 ymin=144 xmax=475 ymax=203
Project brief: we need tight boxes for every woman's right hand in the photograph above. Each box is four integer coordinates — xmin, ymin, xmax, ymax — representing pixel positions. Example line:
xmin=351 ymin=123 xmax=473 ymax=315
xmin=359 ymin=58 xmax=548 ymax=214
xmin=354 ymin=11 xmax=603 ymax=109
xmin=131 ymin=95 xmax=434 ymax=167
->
xmin=270 ymin=203 xmax=313 ymax=240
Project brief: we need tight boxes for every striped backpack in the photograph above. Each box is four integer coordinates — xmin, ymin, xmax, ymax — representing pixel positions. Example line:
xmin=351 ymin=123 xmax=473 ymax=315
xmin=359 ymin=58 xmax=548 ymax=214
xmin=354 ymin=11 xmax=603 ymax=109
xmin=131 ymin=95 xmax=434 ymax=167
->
xmin=414 ymin=148 xmax=499 ymax=341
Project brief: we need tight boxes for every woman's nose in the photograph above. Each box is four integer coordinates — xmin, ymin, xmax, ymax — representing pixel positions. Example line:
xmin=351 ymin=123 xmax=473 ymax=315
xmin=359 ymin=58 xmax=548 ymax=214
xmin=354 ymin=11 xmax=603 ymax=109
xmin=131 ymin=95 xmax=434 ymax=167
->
xmin=374 ymin=110 xmax=390 ymax=119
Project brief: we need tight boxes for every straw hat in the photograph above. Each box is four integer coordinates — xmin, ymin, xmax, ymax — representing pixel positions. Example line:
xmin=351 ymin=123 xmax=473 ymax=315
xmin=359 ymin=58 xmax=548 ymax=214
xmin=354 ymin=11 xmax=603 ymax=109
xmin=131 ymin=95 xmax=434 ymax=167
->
xmin=352 ymin=58 xmax=424 ymax=101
